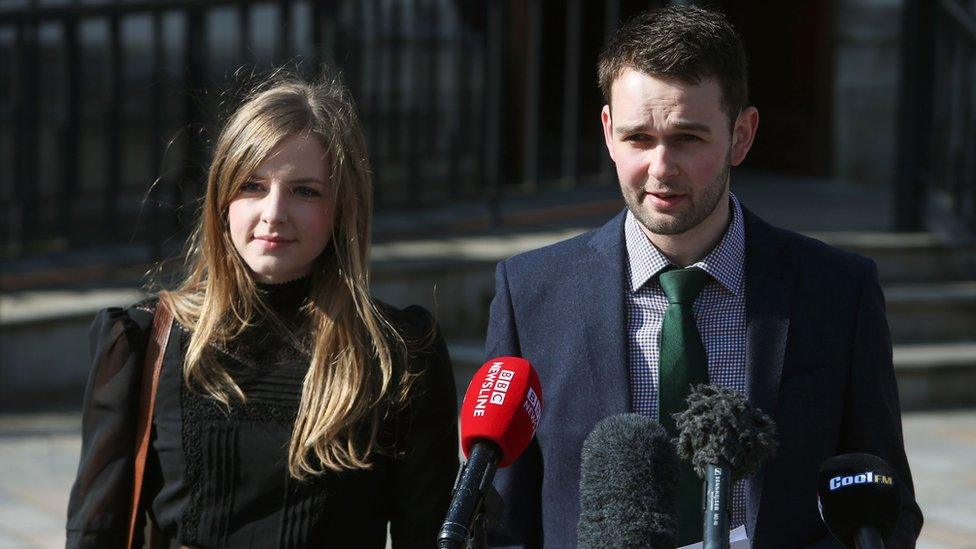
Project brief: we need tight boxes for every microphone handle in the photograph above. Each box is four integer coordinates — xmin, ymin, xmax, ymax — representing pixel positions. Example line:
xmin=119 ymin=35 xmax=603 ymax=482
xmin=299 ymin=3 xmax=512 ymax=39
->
xmin=703 ymin=460 xmax=731 ymax=549
xmin=438 ymin=442 xmax=500 ymax=549
xmin=854 ymin=526 xmax=884 ymax=549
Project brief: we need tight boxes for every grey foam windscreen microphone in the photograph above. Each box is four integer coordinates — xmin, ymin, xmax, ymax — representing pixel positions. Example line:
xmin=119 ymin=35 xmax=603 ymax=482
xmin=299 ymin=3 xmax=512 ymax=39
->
xmin=674 ymin=384 xmax=778 ymax=482
xmin=577 ymin=414 xmax=678 ymax=549
xmin=674 ymin=384 xmax=778 ymax=547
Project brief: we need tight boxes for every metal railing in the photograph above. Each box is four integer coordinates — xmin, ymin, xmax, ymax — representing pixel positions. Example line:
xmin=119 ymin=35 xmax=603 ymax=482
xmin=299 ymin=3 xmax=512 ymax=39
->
xmin=932 ymin=0 xmax=976 ymax=233
xmin=1 ymin=0 xmax=648 ymax=259
xmin=897 ymin=0 xmax=976 ymax=233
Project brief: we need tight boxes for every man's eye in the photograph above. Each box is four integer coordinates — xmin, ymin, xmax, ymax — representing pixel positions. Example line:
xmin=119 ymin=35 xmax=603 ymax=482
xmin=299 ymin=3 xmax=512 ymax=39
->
xmin=624 ymin=134 xmax=649 ymax=142
xmin=676 ymin=134 xmax=702 ymax=143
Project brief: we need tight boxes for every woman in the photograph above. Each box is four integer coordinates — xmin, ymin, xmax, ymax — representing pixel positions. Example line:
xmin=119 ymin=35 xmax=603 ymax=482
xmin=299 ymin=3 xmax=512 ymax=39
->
xmin=66 ymin=77 xmax=459 ymax=548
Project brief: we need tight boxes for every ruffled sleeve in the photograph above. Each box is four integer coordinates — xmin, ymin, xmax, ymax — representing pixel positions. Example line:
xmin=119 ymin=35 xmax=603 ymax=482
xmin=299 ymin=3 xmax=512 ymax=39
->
xmin=388 ymin=305 xmax=460 ymax=548
xmin=65 ymin=304 xmax=154 ymax=548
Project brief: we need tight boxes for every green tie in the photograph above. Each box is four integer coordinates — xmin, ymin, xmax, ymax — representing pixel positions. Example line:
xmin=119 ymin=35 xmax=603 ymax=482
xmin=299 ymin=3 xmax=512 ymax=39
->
xmin=658 ymin=266 xmax=709 ymax=545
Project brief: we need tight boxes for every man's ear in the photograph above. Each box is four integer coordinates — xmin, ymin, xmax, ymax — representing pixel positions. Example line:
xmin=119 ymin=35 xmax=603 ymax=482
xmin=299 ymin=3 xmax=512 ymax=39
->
xmin=730 ymin=106 xmax=759 ymax=166
xmin=601 ymin=105 xmax=615 ymax=162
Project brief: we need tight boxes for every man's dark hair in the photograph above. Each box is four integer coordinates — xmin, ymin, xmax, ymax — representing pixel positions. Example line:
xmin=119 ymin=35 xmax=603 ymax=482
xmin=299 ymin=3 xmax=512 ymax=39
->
xmin=598 ymin=6 xmax=749 ymax=126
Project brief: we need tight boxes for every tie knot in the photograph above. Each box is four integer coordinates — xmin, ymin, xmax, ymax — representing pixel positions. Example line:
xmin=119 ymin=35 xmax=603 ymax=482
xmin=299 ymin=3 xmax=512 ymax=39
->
xmin=659 ymin=267 xmax=709 ymax=305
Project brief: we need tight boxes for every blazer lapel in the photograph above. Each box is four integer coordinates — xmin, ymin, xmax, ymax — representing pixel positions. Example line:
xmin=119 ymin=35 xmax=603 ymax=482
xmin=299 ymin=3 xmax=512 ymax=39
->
xmin=742 ymin=207 xmax=794 ymax=540
xmin=574 ymin=210 xmax=630 ymax=416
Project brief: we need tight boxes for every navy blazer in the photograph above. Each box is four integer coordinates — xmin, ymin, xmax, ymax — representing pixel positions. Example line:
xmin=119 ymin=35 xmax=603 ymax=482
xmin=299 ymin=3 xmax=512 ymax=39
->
xmin=485 ymin=206 xmax=922 ymax=548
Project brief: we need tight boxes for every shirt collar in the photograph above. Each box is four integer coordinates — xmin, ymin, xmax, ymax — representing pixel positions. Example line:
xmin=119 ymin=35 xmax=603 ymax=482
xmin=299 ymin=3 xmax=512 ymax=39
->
xmin=624 ymin=192 xmax=745 ymax=295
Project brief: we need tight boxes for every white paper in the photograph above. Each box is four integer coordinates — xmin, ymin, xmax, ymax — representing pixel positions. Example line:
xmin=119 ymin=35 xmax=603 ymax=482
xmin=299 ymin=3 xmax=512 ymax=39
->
xmin=676 ymin=525 xmax=751 ymax=549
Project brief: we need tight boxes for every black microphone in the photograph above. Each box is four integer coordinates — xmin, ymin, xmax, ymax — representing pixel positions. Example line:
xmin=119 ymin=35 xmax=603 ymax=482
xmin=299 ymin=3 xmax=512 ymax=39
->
xmin=577 ymin=414 xmax=678 ymax=549
xmin=817 ymin=453 xmax=901 ymax=549
xmin=673 ymin=384 xmax=777 ymax=549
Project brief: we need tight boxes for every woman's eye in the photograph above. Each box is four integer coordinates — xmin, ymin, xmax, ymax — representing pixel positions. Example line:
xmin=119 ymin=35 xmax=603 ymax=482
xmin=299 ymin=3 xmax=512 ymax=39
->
xmin=239 ymin=181 xmax=264 ymax=193
xmin=293 ymin=186 xmax=322 ymax=199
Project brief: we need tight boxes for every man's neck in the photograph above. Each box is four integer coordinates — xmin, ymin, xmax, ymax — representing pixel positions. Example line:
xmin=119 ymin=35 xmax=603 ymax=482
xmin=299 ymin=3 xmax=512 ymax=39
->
xmin=641 ymin=194 xmax=732 ymax=268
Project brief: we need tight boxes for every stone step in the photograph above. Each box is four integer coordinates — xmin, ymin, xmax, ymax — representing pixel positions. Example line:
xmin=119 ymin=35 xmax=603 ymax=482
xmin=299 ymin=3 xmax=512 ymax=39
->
xmin=810 ymin=232 xmax=975 ymax=284
xmin=450 ymin=340 xmax=976 ymax=412
xmin=3 ymin=285 xmax=973 ymax=412
xmin=373 ymin=265 xmax=976 ymax=345
xmin=893 ymin=342 xmax=976 ymax=411
xmin=885 ymin=281 xmax=976 ymax=343
xmin=3 ymin=227 xmax=974 ymax=411
xmin=368 ymin=228 xmax=587 ymax=341
xmin=5 ymin=258 xmax=973 ymax=346
xmin=368 ymin=229 xmax=976 ymax=341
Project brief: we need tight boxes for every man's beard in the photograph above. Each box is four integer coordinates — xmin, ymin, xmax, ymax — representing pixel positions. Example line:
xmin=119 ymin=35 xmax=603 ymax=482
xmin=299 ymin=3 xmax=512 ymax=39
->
xmin=623 ymin=156 xmax=730 ymax=236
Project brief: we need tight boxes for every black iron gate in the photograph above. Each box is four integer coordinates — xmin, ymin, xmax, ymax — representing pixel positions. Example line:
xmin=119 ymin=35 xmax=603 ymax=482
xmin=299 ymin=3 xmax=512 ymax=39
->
xmin=1 ymin=0 xmax=651 ymax=260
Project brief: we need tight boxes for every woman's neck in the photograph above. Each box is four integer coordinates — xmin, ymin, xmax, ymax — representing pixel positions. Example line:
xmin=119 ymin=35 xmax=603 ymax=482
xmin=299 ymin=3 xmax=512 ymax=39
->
xmin=256 ymin=275 xmax=311 ymax=324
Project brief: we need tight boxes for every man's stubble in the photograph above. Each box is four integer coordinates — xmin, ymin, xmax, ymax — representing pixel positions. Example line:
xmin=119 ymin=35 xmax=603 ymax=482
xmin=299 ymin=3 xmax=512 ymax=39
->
xmin=622 ymin=151 xmax=731 ymax=237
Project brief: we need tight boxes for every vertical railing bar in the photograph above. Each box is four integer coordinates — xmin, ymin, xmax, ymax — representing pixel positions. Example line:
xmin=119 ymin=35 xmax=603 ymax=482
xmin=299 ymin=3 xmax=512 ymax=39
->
xmin=962 ymin=37 xmax=976 ymax=228
xmin=342 ymin=1 xmax=362 ymax=118
xmin=896 ymin=0 xmax=935 ymax=231
xmin=276 ymin=0 xmax=290 ymax=65
xmin=367 ymin=0 xmax=382 ymax=174
xmin=483 ymin=0 xmax=502 ymax=224
xmin=449 ymin=0 xmax=464 ymax=199
xmin=27 ymin=0 xmax=40 ymax=249
xmin=944 ymin=27 xmax=957 ymax=207
xmin=521 ymin=0 xmax=541 ymax=193
xmin=105 ymin=4 xmax=122 ymax=239
xmin=309 ymin=0 xmax=323 ymax=70
xmin=600 ymin=0 xmax=620 ymax=186
xmin=406 ymin=0 xmax=421 ymax=205
xmin=561 ymin=0 xmax=581 ymax=189
xmin=425 ymin=0 xmax=440 ymax=197
xmin=0 ymin=24 xmax=9 ymax=250
xmin=300 ymin=0 xmax=313 ymax=79
xmin=352 ymin=1 xmax=366 ymax=99
xmin=338 ymin=1 xmax=365 ymax=196
xmin=933 ymin=7 xmax=948 ymax=205
xmin=955 ymin=27 xmax=965 ymax=221
xmin=239 ymin=0 xmax=252 ymax=68
xmin=13 ymin=18 xmax=39 ymax=252
xmin=968 ymin=42 xmax=976 ymax=230
xmin=0 ymin=25 xmax=7 ymax=248
xmin=61 ymin=9 xmax=80 ymax=246
xmin=149 ymin=7 xmax=165 ymax=260
xmin=180 ymin=4 xmax=207 ymax=228
xmin=943 ymin=12 xmax=960 ymax=216
xmin=388 ymin=0 xmax=403 ymax=206
xmin=358 ymin=0 xmax=372 ymax=163
xmin=470 ymin=6 xmax=485 ymax=201
xmin=954 ymin=29 xmax=966 ymax=208
xmin=315 ymin=0 xmax=339 ymax=77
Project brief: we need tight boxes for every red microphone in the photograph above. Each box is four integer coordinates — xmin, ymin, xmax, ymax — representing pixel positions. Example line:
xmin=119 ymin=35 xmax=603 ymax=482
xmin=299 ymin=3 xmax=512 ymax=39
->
xmin=460 ymin=356 xmax=542 ymax=467
xmin=438 ymin=357 xmax=543 ymax=548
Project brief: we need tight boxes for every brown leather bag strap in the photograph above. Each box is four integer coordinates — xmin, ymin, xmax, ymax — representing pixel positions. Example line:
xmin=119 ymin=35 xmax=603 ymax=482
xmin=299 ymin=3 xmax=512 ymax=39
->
xmin=127 ymin=301 xmax=173 ymax=549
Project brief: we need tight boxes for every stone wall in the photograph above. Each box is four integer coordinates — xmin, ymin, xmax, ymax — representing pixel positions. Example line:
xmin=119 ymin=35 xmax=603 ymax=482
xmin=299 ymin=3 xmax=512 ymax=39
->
xmin=832 ymin=0 xmax=903 ymax=184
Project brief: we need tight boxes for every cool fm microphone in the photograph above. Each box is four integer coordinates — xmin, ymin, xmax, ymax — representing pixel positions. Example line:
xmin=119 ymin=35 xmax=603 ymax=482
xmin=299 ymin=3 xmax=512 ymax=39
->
xmin=673 ymin=384 xmax=777 ymax=549
xmin=577 ymin=414 xmax=679 ymax=549
xmin=817 ymin=453 xmax=901 ymax=549
xmin=437 ymin=357 xmax=543 ymax=549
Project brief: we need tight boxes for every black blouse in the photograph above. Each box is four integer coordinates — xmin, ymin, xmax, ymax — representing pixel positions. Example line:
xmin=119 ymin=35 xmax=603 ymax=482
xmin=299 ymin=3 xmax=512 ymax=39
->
xmin=66 ymin=279 xmax=459 ymax=548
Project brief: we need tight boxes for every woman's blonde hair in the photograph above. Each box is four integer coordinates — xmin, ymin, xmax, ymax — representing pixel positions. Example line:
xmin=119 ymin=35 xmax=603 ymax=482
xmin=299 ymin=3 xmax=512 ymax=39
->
xmin=159 ymin=75 xmax=406 ymax=478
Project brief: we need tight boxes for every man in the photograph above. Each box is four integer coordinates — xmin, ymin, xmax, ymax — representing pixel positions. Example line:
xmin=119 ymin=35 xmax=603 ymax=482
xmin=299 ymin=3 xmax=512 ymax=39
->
xmin=485 ymin=6 xmax=922 ymax=547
